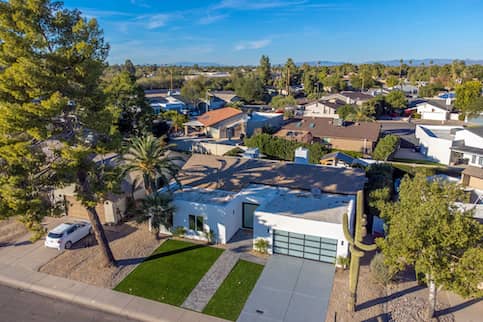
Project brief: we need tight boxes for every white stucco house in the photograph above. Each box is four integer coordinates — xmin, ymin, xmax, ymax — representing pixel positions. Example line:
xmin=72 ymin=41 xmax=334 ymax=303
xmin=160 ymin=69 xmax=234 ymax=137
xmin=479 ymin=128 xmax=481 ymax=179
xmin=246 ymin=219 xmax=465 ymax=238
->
xmin=415 ymin=125 xmax=483 ymax=166
xmin=171 ymin=154 xmax=367 ymax=264
xmin=415 ymin=99 xmax=456 ymax=121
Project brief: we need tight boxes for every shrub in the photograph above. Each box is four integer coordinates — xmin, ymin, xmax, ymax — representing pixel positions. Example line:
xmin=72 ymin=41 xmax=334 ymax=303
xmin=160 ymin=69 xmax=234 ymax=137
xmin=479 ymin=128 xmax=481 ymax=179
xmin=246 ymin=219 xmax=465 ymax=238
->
xmin=205 ymin=230 xmax=217 ymax=244
xmin=223 ymin=147 xmax=244 ymax=157
xmin=336 ymin=256 xmax=350 ymax=269
xmin=373 ymin=134 xmax=399 ymax=160
xmin=244 ymin=133 xmax=329 ymax=164
xmin=370 ymin=253 xmax=394 ymax=286
xmin=254 ymin=238 xmax=269 ymax=254
xmin=172 ymin=226 xmax=186 ymax=237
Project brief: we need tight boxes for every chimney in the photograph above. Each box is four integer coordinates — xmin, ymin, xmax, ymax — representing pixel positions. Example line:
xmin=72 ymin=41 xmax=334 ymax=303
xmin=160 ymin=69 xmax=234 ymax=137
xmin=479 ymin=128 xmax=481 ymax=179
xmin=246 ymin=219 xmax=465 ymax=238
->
xmin=446 ymin=97 xmax=451 ymax=106
xmin=294 ymin=147 xmax=309 ymax=164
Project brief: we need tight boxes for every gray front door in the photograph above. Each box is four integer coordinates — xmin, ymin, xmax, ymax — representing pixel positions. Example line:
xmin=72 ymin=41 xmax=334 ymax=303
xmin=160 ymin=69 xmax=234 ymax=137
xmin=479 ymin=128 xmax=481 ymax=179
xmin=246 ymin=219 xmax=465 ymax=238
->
xmin=273 ymin=230 xmax=338 ymax=263
xmin=242 ymin=202 xmax=258 ymax=229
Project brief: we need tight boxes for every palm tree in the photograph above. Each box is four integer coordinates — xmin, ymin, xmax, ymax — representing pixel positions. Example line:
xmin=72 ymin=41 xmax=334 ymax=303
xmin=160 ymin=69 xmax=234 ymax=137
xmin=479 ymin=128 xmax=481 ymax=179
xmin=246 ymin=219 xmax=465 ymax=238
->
xmin=138 ymin=192 xmax=175 ymax=239
xmin=122 ymin=135 xmax=181 ymax=195
xmin=347 ymin=103 xmax=375 ymax=122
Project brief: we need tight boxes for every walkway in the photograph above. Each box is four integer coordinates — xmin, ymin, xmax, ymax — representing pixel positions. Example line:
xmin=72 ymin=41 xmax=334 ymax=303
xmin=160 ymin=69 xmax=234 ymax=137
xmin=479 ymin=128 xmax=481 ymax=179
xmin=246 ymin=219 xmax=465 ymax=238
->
xmin=182 ymin=250 xmax=240 ymax=312
xmin=225 ymin=229 xmax=268 ymax=266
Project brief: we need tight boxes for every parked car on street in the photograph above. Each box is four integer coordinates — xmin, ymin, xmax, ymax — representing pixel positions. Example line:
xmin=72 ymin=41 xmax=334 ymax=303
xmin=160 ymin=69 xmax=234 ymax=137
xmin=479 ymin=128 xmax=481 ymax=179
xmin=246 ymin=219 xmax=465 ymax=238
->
xmin=44 ymin=221 xmax=92 ymax=250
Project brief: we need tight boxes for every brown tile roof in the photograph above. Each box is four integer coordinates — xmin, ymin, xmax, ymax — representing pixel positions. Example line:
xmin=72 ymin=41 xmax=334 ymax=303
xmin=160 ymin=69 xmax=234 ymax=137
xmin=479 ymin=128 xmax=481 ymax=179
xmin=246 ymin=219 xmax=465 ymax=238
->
xmin=196 ymin=107 xmax=243 ymax=127
xmin=279 ymin=117 xmax=381 ymax=142
xmin=178 ymin=154 xmax=367 ymax=195
xmin=463 ymin=166 xmax=483 ymax=180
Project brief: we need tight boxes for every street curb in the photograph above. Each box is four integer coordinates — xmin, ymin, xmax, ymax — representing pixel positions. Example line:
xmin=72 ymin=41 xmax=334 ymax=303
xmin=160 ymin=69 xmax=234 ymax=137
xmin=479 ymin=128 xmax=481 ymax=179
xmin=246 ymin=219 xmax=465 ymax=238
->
xmin=0 ymin=264 xmax=228 ymax=322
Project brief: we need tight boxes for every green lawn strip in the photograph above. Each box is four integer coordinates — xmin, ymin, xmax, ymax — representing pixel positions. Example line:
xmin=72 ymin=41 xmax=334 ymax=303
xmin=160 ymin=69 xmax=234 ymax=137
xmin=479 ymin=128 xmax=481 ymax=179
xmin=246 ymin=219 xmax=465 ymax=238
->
xmin=114 ymin=239 xmax=223 ymax=306
xmin=203 ymin=260 xmax=264 ymax=321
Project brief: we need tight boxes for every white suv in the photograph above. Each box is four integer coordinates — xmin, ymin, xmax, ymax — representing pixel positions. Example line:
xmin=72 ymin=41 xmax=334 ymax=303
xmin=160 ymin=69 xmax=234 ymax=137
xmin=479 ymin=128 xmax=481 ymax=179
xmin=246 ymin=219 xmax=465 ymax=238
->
xmin=44 ymin=221 xmax=92 ymax=250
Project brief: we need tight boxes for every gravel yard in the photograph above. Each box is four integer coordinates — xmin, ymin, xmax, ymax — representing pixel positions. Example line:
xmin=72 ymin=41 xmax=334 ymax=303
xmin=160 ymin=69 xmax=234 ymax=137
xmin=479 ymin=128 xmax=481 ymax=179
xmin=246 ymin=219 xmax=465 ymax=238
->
xmin=325 ymin=252 xmax=456 ymax=322
xmin=0 ymin=218 xmax=29 ymax=246
xmin=39 ymin=221 xmax=162 ymax=288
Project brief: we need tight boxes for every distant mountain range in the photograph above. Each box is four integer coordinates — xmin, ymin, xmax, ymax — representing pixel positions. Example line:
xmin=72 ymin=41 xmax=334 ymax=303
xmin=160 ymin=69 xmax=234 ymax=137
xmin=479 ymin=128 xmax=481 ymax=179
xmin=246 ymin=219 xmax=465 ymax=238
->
xmin=170 ymin=59 xmax=483 ymax=67
xmin=297 ymin=58 xmax=483 ymax=66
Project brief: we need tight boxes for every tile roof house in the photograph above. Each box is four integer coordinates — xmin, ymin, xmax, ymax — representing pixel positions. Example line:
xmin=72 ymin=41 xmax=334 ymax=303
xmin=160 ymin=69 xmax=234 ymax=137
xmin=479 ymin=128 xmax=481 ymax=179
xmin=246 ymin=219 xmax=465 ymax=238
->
xmin=184 ymin=107 xmax=247 ymax=140
xmin=172 ymin=154 xmax=367 ymax=264
xmin=325 ymin=91 xmax=374 ymax=106
xmin=275 ymin=117 xmax=381 ymax=154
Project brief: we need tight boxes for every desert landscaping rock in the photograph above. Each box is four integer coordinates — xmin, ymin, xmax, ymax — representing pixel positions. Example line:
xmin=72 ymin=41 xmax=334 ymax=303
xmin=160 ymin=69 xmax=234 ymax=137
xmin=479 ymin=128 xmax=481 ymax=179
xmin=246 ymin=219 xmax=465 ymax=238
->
xmin=39 ymin=221 xmax=162 ymax=288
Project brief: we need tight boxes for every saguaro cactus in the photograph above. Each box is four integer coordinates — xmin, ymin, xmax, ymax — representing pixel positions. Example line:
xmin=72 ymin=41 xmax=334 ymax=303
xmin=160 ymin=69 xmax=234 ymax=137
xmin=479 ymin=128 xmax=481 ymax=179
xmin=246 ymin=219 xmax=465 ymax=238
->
xmin=342 ymin=190 xmax=377 ymax=312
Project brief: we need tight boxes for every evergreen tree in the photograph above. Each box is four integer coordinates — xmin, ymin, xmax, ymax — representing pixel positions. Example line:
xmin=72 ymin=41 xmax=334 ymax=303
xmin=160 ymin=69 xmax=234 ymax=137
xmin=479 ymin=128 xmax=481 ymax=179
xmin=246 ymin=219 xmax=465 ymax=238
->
xmin=258 ymin=55 xmax=272 ymax=86
xmin=0 ymin=0 xmax=118 ymax=266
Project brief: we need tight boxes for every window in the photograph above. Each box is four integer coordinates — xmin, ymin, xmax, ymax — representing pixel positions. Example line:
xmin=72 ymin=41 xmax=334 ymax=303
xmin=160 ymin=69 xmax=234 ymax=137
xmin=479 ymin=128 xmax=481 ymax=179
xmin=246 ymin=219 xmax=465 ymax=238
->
xmin=189 ymin=215 xmax=204 ymax=232
xmin=479 ymin=156 xmax=483 ymax=166
xmin=472 ymin=155 xmax=477 ymax=164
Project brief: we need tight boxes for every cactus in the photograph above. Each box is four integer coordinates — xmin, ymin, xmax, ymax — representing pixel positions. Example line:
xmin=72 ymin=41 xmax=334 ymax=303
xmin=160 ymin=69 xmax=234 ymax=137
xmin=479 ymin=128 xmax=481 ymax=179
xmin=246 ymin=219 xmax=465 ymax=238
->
xmin=342 ymin=190 xmax=377 ymax=312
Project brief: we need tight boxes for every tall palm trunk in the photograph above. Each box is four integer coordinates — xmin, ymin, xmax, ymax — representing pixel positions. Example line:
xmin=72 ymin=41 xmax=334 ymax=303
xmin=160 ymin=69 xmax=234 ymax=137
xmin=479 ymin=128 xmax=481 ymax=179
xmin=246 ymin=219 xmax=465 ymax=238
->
xmin=77 ymin=170 xmax=116 ymax=267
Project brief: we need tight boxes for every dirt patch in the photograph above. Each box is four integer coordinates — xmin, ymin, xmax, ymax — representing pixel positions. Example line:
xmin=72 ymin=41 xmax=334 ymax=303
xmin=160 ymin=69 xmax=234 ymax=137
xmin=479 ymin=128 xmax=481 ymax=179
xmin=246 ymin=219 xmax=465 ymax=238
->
xmin=325 ymin=252 xmax=455 ymax=322
xmin=39 ymin=221 xmax=162 ymax=288
xmin=0 ymin=218 xmax=29 ymax=246
xmin=326 ymin=252 xmax=386 ymax=322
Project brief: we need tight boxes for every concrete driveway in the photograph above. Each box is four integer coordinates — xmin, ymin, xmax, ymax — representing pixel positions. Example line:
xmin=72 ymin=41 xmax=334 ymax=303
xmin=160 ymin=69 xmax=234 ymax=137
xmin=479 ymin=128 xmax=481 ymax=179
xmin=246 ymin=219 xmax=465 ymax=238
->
xmin=0 ymin=217 xmax=68 ymax=271
xmin=238 ymin=255 xmax=335 ymax=322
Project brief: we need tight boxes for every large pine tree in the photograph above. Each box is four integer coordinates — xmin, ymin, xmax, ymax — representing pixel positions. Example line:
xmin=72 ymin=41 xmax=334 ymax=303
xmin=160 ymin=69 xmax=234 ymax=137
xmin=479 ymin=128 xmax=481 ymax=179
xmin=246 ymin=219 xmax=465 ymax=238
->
xmin=0 ymin=0 xmax=118 ymax=266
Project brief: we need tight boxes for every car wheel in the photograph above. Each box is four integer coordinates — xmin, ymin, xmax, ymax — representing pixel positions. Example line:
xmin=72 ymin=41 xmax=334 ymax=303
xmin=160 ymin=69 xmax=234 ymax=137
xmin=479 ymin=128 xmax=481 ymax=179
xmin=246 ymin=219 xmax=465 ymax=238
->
xmin=65 ymin=241 xmax=72 ymax=249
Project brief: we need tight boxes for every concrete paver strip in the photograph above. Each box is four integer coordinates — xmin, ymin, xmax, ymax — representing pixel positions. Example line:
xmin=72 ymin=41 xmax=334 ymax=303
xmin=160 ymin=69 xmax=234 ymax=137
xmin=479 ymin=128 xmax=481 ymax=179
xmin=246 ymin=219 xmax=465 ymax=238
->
xmin=182 ymin=250 xmax=240 ymax=312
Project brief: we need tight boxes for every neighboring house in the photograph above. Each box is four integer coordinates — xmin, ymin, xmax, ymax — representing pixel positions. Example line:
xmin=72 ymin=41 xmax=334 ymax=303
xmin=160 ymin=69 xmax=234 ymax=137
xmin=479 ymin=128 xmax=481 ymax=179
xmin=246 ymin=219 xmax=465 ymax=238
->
xmin=149 ymin=96 xmax=186 ymax=115
xmin=183 ymin=107 xmax=247 ymax=140
xmin=324 ymin=91 xmax=373 ymax=106
xmin=303 ymin=98 xmax=351 ymax=119
xmin=53 ymin=153 xmax=146 ymax=224
xmin=275 ymin=117 xmax=381 ymax=154
xmin=461 ymin=166 xmax=483 ymax=191
xmin=415 ymin=125 xmax=483 ymax=166
xmin=320 ymin=151 xmax=368 ymax=168
xmin=246 ymin=112 xmax=283 ymax=136
xmin=451 ymin=126 xmax=483 ymax=167
xmin=206 ymin=90 xmax=242 ymax=110
xmin=415 ymin=99 xmax=455 ymax=121
xmin=173 ymin=154 xmax=368 ymax=264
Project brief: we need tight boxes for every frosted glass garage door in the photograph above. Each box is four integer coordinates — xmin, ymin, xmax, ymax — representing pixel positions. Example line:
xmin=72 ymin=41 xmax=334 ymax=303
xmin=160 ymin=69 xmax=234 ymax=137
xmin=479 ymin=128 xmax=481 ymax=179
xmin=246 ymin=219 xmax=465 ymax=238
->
xmin=273 ymin=230 xmax=338 ymax=263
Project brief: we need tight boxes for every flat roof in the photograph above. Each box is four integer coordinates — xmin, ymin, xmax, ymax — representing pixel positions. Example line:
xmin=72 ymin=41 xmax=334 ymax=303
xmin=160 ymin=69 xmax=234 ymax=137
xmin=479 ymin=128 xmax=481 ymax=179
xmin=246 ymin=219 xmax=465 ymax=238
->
xmin=174 ymin=187 xmax=237 ymax=205
xmin=257 ymin=190 xmax=354 ymax=224
xmin=179 ymin=154 xmax=367 ymax=195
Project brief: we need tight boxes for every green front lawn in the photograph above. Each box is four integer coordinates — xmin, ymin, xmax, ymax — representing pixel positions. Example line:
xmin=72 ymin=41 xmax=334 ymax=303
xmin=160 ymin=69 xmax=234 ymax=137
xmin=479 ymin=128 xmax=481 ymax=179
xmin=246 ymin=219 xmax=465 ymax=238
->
xmin=203 ymin=260 xmax=264 ymax=321
xmin=114 ymin=239 xmax=223 ymax=306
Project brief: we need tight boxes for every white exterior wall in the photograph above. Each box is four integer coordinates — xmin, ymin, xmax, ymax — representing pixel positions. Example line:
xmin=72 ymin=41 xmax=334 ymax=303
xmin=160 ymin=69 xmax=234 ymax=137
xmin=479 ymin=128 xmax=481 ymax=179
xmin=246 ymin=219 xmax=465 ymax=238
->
xmin=415 ymin=125 xmax=456 ymax=165
xmin=173 ymin=199 xmax=242 ymax=244
xmin=454 ymin=130 xmax=483 ymax=150
xmin=303 ymin=102 xmax=339 ymax=119
xmin=416 ymin=103 xmax=449 ymax=121
xmin=253 ymin=198 xmax=355 ymax=259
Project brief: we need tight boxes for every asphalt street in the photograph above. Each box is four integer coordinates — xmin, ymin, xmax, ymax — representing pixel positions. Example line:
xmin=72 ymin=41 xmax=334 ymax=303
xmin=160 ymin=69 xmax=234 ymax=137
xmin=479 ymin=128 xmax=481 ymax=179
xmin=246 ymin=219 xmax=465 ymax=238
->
xmin=0 ymin=284 xmax=138 ymax=322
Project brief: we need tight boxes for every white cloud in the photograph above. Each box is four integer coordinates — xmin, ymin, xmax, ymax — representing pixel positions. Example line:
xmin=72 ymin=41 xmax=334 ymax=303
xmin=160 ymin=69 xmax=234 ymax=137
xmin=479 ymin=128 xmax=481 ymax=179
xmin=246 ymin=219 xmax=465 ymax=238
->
xmin=141 ymin=14 xmax=172 ymax=29
xmin=216 ymin=0 xmax=306 ymax=10
xmin=235 ymin=39 xmax=272 ymax=50
xmin=199 ymin=14 xmax=228 ymax=25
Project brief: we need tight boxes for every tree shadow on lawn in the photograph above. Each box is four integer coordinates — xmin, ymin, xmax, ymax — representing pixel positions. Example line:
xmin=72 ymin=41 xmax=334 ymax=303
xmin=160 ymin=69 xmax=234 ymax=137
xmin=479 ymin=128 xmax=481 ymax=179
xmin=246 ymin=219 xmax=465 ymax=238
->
xmin=116 ymin=243 xmax=208 ymax=267
xmin=356 ymin=284 xmax=426 ymax=311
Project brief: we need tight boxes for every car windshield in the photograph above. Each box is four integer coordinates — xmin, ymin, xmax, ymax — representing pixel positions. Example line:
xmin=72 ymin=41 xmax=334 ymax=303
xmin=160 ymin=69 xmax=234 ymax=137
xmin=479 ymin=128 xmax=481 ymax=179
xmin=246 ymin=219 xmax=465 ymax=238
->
xmin=47 ymin=232 xmax=63 ymax=239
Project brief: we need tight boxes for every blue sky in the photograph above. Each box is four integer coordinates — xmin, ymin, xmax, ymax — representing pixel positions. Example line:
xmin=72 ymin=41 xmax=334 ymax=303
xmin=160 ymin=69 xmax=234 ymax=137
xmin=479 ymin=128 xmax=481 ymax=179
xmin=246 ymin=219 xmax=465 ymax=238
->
xmin=63 ymin=0 xmax=483 ymax=65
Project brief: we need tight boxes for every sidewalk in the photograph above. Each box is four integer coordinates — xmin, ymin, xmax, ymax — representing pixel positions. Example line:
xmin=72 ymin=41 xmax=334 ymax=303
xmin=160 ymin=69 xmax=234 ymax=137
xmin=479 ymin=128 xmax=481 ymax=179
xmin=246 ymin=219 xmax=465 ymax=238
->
xmin=0 ymin=262 xmax=228 ymax=322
